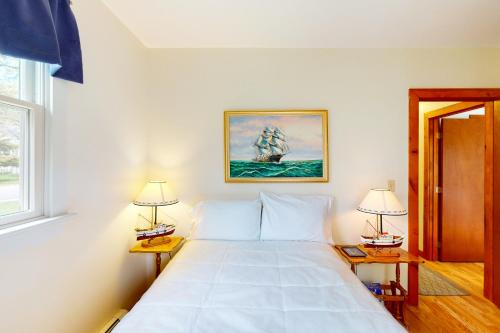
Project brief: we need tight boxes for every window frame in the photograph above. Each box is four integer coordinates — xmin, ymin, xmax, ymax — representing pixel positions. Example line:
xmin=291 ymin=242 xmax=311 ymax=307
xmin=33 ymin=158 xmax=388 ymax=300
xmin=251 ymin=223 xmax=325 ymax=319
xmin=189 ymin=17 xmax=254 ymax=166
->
xmin=0 ymin=59 xmax=47 ymax=228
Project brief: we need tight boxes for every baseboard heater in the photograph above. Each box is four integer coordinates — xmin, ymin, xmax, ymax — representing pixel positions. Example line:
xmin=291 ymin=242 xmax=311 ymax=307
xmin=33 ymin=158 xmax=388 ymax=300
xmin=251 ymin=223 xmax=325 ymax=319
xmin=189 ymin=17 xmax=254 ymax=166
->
xmin=99 ymin=309 xmax=128 ymax=333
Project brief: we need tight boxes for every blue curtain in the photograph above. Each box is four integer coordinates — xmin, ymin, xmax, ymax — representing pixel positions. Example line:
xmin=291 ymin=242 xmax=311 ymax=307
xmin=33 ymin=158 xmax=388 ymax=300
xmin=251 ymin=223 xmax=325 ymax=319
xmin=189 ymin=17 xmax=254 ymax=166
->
xmin=0 ymin=0 xmax=83 ymax=83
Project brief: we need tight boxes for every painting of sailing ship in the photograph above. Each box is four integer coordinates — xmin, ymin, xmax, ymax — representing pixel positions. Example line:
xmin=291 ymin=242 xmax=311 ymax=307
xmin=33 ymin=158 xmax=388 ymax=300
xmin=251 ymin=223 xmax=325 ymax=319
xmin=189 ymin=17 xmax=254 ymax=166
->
xmin=254 ymin=127 xmax=289 ymax=162
xmin=224 ymin=110 xmax=328 ymax=182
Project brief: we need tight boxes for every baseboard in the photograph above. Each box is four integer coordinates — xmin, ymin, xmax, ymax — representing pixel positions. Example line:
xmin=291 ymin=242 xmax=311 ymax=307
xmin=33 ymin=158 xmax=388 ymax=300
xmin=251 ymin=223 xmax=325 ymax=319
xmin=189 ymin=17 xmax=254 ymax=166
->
xmin=97 ymin=309 xmax=128 ymax=333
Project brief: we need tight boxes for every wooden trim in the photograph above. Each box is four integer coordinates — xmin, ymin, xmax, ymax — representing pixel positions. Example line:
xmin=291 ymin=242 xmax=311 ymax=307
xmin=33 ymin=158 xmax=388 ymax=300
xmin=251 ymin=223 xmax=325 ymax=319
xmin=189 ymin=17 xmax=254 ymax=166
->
xmin=425 ymin=102 xmax=485 ymax=119
xmin=484 ymin=102 xmax=494 ymax=300
xmin=484 ymin=101 xmax=500 ymax=304
xmin=408 ymin=89 xmax=500 ymax=307
xmin=493 ymin=101 xmax=500 ymax=305
xmin=431 ymin=119 xmax=441 ymax=261
xmin=408 ymin=91 xmax=420 ymax=305
xmin=422 ymin=116 xmax=433 ymax=260
xmin=422 ymin=117 xmax=441 ymax=261
xmin=409 ymin=89 xmax=500 ymax=101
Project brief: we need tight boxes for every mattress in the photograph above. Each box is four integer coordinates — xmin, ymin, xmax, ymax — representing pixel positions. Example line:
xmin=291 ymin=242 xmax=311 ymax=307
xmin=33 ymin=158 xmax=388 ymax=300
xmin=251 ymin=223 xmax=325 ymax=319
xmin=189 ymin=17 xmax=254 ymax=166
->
xmin=115 ymin=240 xmax=406 ymax=333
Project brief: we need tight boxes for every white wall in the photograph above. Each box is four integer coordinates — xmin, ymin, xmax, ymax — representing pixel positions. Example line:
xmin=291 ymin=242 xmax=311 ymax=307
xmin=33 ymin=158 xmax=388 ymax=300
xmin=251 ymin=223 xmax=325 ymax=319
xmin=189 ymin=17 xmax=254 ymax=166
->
xmin=2 ymin=15 xmax=500 ymax=332
xmin=147 ymin=48 xmax=500 ymax=281
xmin=0 ymin=1 xmax=151 ymax=333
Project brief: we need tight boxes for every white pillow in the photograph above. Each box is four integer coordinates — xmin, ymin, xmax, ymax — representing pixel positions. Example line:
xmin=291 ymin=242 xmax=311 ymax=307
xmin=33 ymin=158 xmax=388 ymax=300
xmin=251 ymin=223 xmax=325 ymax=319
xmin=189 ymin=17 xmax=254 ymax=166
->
xmin=260 ymin=192 xmax=333 ymax=243
xmin=190 ymin=200 xmax=262 ymax=240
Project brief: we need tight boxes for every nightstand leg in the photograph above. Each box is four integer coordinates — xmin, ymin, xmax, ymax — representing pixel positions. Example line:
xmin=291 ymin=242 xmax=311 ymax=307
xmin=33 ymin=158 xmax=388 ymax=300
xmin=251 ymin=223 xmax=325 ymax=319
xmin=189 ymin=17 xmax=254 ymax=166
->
xmin=155 ymin=253 xmax=161 ymax=277
xmin=395 ymin=263 xmax=405 ymax=324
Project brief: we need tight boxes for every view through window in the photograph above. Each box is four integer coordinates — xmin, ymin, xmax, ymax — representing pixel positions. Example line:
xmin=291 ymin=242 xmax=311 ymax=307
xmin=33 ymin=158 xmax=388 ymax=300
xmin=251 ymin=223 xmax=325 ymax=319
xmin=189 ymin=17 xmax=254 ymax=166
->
xmin=0 ymin=56 xmax=24 ymax=216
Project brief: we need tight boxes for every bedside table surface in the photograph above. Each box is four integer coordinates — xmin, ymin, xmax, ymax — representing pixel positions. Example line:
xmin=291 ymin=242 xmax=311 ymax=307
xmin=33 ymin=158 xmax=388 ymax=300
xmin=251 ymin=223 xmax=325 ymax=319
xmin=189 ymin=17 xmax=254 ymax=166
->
xmin=129 ymin=236 xmax=184 ymax=253
xmin=334 ymin=245 xmax=423 ymax=264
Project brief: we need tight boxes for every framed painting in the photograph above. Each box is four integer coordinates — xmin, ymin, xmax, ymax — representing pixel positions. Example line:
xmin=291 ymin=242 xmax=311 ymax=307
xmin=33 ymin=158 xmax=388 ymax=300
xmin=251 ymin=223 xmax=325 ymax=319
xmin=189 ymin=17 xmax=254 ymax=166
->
xmin=224 ymin=110 xmax=329 ymax=183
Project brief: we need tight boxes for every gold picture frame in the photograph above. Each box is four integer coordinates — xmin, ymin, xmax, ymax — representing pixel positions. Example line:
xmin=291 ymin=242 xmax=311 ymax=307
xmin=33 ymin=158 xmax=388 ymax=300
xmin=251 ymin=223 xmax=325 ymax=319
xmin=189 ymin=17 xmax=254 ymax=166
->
xmin=224 ymin=110 xmax=329 ymax=183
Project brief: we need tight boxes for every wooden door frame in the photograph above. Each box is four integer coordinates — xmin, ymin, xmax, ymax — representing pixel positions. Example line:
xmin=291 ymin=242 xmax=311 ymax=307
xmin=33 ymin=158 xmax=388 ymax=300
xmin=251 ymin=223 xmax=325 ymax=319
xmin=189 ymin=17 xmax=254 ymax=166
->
xmin=423 ymin=102 xmax=485 ymax=261
xmin=408 ymin=88 xmax=500 ymax=306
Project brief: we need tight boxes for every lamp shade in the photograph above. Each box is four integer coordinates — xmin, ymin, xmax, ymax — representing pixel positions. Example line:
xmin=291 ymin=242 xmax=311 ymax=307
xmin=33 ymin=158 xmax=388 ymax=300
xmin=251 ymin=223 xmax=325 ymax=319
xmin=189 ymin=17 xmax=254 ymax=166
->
xmin=357 ymin=189 xmax=407 ymax=216
xmin=133 ymin=180 xmax=179 ymax=206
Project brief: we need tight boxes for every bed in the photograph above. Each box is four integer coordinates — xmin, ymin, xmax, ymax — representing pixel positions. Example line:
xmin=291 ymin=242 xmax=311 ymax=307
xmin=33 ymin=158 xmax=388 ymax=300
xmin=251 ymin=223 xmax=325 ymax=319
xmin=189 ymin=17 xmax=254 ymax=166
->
xmin=114 ymin=239 xmax=406 ymax=332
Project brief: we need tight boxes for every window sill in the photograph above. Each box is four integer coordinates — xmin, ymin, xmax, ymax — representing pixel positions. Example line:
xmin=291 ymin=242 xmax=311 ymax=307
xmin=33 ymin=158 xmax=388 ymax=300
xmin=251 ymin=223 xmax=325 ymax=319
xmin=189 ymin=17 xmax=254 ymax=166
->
xmin=0 ymin=213 xmax=76 ymax=238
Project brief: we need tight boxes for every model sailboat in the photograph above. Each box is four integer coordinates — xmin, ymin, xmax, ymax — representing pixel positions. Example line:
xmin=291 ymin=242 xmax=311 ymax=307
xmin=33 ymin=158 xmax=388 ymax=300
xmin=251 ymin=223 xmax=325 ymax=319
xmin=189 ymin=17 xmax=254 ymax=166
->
xmin=253 ymin=127 xmax=289 ymax=162
xmin=135 ymin=223 xmax=175 ymax=241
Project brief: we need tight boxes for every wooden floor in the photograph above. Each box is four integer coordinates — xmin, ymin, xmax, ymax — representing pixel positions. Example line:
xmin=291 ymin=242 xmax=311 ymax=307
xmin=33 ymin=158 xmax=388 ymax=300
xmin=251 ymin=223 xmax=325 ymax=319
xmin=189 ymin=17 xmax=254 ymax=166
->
xmin=405 ymin=260 xmax=500 ymax=332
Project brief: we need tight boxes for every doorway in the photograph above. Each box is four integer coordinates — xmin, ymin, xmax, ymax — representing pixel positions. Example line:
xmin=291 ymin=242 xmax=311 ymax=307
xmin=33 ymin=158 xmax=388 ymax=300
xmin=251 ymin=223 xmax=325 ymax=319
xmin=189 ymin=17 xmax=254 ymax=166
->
xmin=422 ymin=102 xmax=486 ymax=263
xmin=408 ymin=89 xmax=500 ymax=307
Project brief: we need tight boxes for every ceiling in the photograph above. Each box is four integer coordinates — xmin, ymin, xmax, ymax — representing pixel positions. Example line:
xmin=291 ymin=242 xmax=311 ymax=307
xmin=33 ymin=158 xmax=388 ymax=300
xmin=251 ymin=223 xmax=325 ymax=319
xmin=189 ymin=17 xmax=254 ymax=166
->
xmin=101 ymin=0 xmax=500 ymax=48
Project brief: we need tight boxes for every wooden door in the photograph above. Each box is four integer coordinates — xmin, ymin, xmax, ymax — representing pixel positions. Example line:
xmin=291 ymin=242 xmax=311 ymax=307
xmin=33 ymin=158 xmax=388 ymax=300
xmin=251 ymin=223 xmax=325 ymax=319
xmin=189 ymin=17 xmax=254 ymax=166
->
xmin=440 ymin=116 xmax=485 ymax=262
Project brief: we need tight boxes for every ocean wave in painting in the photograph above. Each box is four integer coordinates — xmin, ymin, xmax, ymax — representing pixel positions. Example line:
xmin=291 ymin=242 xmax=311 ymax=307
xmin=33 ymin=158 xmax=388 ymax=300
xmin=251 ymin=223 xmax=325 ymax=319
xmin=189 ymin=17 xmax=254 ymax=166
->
xmin=230 ymin=160 xmax=323 ymax=178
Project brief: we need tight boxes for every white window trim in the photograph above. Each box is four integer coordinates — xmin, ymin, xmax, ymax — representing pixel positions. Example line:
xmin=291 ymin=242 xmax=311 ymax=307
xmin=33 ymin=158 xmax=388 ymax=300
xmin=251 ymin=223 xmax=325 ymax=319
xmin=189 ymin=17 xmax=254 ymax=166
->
xmin=39 ymin=63 xmax=55 ymax=217
xmin=0 ymin=94 xmax=44 ymax=226
xmin=0 ymin=59 xmax=54 ymax=228
xmin=0 ymin=213 xmax=75 ymax=238
xmin=0 ymin=59 xmax=72 ymax=234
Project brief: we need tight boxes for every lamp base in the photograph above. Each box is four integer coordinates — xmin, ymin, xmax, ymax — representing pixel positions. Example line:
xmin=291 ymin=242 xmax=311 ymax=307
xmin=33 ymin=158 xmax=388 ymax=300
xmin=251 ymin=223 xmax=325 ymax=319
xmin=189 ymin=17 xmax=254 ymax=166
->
xmin=141 ymin=236 xmax=172 ymax=248
xmin=367 ymin=247 xmax=401 ymax=257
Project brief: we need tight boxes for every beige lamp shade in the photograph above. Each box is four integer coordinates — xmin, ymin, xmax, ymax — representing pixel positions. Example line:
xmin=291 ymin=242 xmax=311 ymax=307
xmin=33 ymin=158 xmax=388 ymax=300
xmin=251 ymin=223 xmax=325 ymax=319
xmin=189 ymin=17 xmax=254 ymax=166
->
xmin=357 ymin=189 xmax=407 ymax=216
xmin=133 ymin=180 xmax=179 ymax=206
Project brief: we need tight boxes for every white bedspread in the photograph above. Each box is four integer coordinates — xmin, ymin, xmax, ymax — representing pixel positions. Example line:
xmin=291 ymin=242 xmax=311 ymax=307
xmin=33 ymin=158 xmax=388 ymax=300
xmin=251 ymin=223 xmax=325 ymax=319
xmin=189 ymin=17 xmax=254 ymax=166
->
xmin=115 ymin=240 xmax=406 ymax=333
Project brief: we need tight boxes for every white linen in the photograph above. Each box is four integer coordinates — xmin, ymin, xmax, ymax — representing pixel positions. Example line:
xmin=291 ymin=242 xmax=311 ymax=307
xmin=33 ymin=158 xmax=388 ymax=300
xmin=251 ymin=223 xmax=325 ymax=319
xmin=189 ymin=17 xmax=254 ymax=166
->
xmin=190 ymin=200 xmax=262 ymax=240
xmin=260 ymin=192 xmax=333 ymax=243
xmin=115 ymin=240 xmax=405 ymax=333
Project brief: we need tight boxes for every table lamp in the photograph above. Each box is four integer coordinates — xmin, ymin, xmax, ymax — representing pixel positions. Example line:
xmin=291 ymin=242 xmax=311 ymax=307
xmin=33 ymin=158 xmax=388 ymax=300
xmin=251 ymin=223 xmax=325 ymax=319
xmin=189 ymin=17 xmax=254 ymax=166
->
xmin=357 ymin=188 xmax=407 ymax=256
xmin=133 ymin=180 xmax=179 ymax=247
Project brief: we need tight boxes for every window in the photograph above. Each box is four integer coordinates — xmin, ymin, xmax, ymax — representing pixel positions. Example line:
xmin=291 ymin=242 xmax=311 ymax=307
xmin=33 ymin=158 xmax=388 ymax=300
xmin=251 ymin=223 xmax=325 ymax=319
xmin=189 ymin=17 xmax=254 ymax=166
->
xmin=0 ymin=54 xmax=46 ymax=227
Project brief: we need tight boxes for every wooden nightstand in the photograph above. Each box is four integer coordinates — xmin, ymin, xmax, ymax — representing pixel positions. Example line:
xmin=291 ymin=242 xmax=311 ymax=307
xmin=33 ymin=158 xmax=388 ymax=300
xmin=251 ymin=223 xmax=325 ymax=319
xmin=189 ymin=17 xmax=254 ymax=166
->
xmin=130 ymin=236 xmax=184 ymax=277
xmin=334 ymin=245 xmax=423 ymax=325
